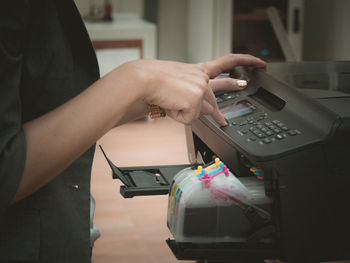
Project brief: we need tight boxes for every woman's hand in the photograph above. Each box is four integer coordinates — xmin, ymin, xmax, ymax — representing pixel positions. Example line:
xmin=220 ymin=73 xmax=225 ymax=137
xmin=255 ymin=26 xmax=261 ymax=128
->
xmin=119 ymin=54 xmax=266 ymax=126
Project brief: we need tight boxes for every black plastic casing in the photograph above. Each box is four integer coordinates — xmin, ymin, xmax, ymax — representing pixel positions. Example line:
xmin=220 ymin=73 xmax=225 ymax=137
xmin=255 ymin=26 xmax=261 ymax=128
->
xmin=191 ymin=66 xmax=350 ymax=262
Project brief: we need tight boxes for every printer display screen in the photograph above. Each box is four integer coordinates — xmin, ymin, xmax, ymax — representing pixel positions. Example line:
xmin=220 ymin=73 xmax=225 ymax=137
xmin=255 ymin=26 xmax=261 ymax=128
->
xmin=220 ymin=100 xmax=256 ymax=120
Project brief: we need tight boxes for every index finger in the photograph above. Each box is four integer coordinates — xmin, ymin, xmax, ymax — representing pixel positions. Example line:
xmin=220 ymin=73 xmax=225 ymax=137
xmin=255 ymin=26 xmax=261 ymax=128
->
xmin=201 ymin=54 xmax=267 ymax=79
xmin=203 ymin=87 xmax=227 ymax=126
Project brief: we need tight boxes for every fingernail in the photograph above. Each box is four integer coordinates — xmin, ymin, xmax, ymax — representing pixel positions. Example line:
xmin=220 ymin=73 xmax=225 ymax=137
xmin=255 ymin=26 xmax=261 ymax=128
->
xmin=237 ymin=80 xmax=247 ymax=89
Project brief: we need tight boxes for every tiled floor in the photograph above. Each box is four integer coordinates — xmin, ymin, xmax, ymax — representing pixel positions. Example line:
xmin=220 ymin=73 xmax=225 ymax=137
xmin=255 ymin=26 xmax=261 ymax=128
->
xmin=90 ymin=117 xmax=195 ymax=263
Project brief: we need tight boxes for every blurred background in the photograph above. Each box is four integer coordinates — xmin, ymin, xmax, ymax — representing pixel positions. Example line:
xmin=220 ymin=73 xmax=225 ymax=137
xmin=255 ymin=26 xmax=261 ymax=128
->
xmin=74 ymin=0 xmax=350 ymax=74
xmin=71 ymin=1 xmax=350 ymax=262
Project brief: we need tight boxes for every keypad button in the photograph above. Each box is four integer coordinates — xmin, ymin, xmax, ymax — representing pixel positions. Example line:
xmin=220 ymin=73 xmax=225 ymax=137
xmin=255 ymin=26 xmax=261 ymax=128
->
xmin=222 ymin=93 xmax=236 ymax=100
xmin=248 ymin=137 xmax=256 ymax=142
xmin=262 ymin=138 xmax=272 ymax=144
xmin=256 ymin=133 xmax=265 ymax=138
xmin=237 ymin=130 xmax=247 ymax=136
xmin=276 ymin=134 xmax=284 ymax=140
xmin=273 ymin=128 xmax=282 ymax=133
xmin=272 ymin=120 xmax=280 ymax=124
xmin=281 ymin=126 xmax=289 ymax=131
xmin=265 ymin=122 xmax=273 ymax=126
xmin=265 ymin=131 xmax=274 ymax=136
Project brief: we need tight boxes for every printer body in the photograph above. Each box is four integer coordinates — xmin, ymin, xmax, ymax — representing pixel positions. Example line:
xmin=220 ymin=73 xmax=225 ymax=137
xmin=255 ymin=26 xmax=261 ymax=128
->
xmin=190 ymin=64 xmax=350 ymax=262
xmin=106 ymin=62 xmax=350 ymax=262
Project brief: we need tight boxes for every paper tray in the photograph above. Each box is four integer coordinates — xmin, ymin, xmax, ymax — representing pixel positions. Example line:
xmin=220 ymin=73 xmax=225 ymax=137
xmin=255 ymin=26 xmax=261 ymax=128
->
xmin=100 ymin=145 xmax=193 ymax=198
xmin=117 ymin=164 xmax=193 ymax=198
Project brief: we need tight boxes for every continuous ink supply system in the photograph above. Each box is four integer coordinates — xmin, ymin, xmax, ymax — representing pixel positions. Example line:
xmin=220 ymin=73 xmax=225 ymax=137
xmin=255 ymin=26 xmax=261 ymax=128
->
xmin=167 ymin=158 xmax=272 ymax=244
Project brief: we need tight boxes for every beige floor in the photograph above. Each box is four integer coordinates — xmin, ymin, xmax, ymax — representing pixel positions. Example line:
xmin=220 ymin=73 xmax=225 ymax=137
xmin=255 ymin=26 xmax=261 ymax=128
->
xmin=91 ymin=117 xmax=194 ymax=263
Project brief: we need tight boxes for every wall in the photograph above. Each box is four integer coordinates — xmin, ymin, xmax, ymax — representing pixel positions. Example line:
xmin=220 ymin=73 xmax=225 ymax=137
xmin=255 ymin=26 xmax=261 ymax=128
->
xmin=157 ymin=0 xmax=187 ymax=62
xmin=187 ymin=0 xmax=232 ymax=63
xmin=303 ymin=0 xmax=350 ymax=61
xmin=158 ymin=0 xmax=232 ymax=63
xmin=74 ymin=0 xmax=144 ymax=17
xmin=187 ymin=0 xmax=215 ymax=63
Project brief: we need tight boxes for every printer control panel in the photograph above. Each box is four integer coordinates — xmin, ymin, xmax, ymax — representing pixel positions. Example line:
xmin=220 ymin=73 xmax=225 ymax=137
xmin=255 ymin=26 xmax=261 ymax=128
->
xmin=217 ymin=92 xmax=302 ymax=146
xmin=193 ymin=68 xmax=336 ymax=161
xmin=195 ymin=88 xmax=322 ymax=161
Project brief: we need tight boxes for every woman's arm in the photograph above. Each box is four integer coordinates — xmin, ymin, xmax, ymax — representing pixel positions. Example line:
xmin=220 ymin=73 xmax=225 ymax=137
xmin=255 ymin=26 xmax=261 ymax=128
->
xmin=13 ymin=55 xmax=266 ymax=203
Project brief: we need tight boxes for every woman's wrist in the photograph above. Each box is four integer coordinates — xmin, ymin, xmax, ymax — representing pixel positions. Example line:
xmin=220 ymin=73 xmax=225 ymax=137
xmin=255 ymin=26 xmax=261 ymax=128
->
xmin=119 ymin=60 xmax=162 ymax=104
xmin=101 ymin=61 xmax=152 ymax=126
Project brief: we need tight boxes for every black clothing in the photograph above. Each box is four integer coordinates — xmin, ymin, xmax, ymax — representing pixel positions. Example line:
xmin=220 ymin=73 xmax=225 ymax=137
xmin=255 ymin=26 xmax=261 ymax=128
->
xmin=0 ymin=0 xmax=99 ymax=262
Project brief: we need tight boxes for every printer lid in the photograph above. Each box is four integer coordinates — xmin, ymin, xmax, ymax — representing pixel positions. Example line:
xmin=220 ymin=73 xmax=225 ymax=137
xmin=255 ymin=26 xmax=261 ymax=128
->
xmin=296 ymin=88 xmax=350 ymax=118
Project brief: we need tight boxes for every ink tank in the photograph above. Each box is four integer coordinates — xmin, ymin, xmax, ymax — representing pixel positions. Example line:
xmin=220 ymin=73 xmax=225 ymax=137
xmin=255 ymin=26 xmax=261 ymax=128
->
xmin=167 ymin=158 xmax=273 ymax=243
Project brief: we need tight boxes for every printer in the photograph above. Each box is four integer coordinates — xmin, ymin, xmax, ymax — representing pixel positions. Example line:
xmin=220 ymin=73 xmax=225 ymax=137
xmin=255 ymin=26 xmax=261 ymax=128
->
xmin=104 ymin=62 xmax=350 ymax=262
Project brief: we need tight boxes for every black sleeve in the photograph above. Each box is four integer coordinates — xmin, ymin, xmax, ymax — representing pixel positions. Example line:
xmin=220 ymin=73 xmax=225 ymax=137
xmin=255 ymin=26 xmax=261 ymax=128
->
xmin=0 ymin=1 xmax=30 ymax=215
